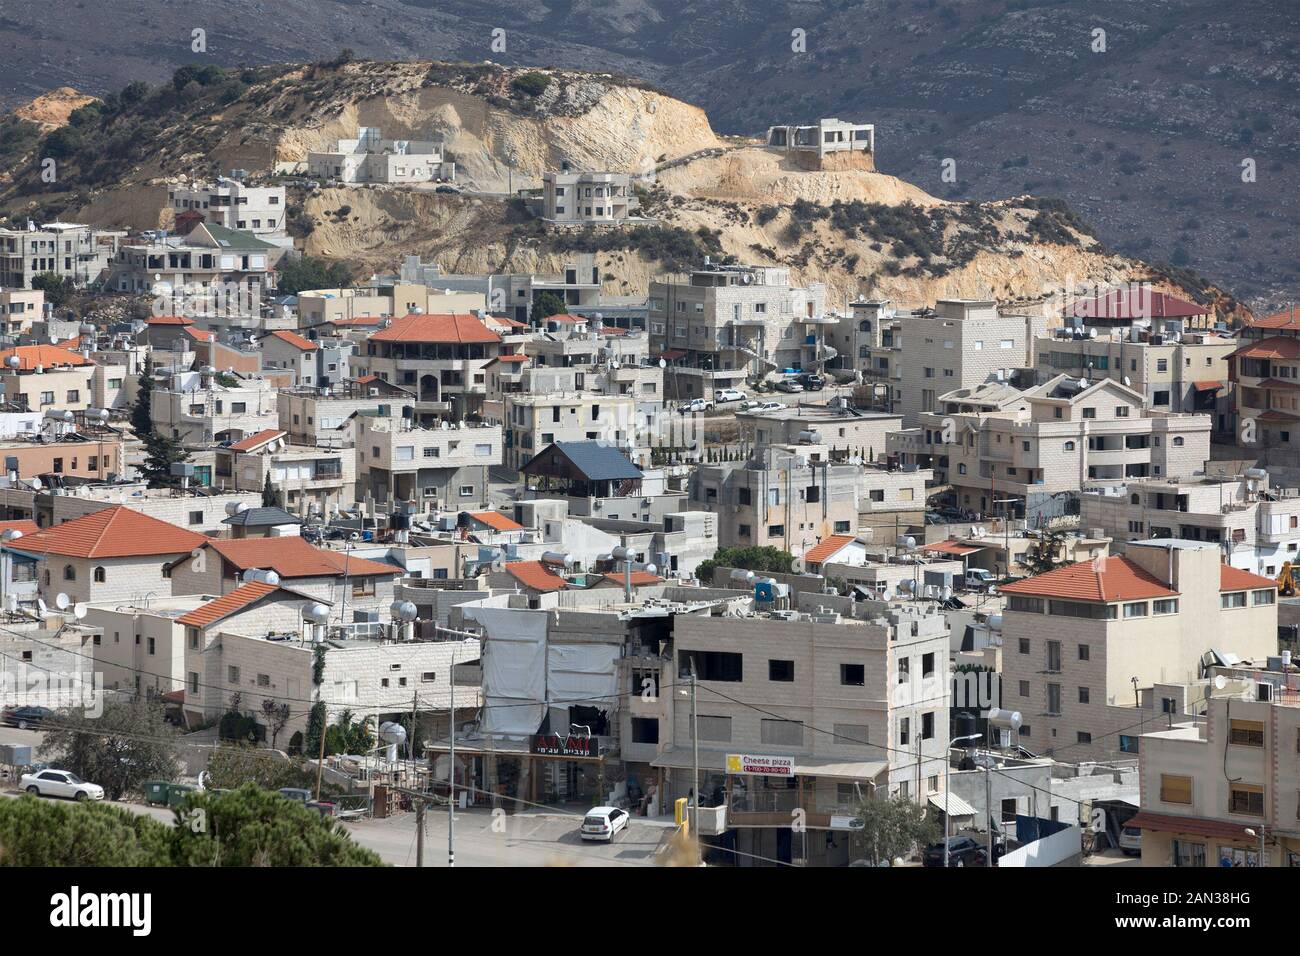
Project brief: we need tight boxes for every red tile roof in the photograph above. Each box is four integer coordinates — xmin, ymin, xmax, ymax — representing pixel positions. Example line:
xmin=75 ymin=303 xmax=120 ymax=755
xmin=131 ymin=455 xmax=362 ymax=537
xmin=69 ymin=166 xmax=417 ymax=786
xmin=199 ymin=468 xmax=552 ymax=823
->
xmin=1191 ymin=380 xmax=1225 ymax=392
xmin=204 ymin=536 xmax=401 ymax=579
xmin=1126 ymin=811 xmax=1253 ymax=842
xmin=626 ymin=570 xmax=663 ymax=586
xmin=325 ymin=316 xmax=384 ymax=327
xmin=145 ymin=315 xmax=194 ymax=326
xmin=369 ymin=313 xmax=501 ymax=345
xmin=1065 ymin=289 xmax=1208 ymax=320
xmin=183 ymin=326 xmax=215 ymax=342
xmin=228 ymin=429 xmax=285 ymax=452
xmin=921 ymin=539 xmax=983 ymax=557
xmin=1000 ymin=556 xmax=1177 ymax=602
xmin=0 ymin=519 xmax=40 ymax=538
xmin=804 ymin=534 xmax=857 ymax=565
xmin=1220 ymin=565 xmax=1277 ymax=591
xmin=9 ymin=506 xmax=207 ymax=559
xmin=504 ymin=560 xmax=568 ymax=592
xmin=1250 ymin=378 xmax=1300 ymax=390
xmin=176 ymin=581 xmax=280 ymax=628
xmin=1248 ymin=309 xmax=1300 ymax=330
xmin=485 ymin=354 xmax=530 ymax=365
xmin=266 ymin=329 xmax=318 ymax=351
xmin=1231 ymin=336 xmax=1300 ymax=360
xmin=0 ymin=345 xmax=93 ymax=371
xmin=466 ymin=511 xmax=524 ymax=532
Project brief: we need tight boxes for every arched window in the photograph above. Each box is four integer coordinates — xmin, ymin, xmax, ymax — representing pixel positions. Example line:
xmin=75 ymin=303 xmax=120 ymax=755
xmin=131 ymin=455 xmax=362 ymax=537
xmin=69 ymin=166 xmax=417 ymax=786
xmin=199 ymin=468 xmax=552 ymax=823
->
xmin=93 ymin=566 xmax=106 ymax=583
xmin=63 ymin=565 xmax=75 ymax=581
xmin=1173 ymin=436 xmax=1185 ymax=447
xmin=1064 ymin=441 xmax=1076 ymax=451
xmin=858 ymin=320 xmax=872 ymax=332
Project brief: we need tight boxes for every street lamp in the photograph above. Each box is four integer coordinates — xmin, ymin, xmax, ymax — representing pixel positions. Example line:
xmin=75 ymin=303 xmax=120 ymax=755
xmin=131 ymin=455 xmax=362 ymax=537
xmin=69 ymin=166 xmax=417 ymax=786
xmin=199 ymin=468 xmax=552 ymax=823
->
xmin=1244 ymin=827 xmax=1269 ymax=867
xmin=945 ymin=733 xmax=981 ymax=868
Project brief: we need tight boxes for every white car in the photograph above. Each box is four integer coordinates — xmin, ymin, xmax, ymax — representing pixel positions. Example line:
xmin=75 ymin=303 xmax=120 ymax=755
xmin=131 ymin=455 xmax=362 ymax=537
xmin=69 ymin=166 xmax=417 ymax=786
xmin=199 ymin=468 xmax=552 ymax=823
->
xmin=21 ymin=769 xmax=105 ymax=801
xmin=714 ymin=388 xmax=746 ymax=404
xmin=580 ymin=806 xmax=630 ymax=842
xmin=1118 ymin=825 xmax=1142 ymax=856
xmin=742 ymin=400 xmax=784 ymax=413
xmin=678 ymin=398 xmax=714 ymax=414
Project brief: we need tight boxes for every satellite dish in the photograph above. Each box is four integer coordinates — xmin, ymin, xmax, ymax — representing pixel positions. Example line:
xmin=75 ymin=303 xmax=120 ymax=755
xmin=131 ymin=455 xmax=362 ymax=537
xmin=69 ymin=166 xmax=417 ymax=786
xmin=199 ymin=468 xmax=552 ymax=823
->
xmin=55 ymin=592 xmax=71 ymax=610
xmin=37 ymin=598 xmax=48 ymax=615
xmin=1 ymin=528 xmax=22 ymax=542
xmin=1214 ymin=675 xmax=1227 ymax=690
xmin=73 ymin=603 xmax=87 ymax=620
xmin=658 ymin=358 xmax=667 ymax=369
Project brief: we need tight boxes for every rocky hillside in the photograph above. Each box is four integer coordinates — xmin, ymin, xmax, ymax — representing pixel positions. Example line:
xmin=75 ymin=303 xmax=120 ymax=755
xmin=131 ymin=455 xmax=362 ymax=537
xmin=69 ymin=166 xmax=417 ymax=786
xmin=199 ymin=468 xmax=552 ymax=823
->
xmin=0 ymin=59 xmax=1242 ymax=317
xmin=0 ymin=0 xmax=1293 ymax=310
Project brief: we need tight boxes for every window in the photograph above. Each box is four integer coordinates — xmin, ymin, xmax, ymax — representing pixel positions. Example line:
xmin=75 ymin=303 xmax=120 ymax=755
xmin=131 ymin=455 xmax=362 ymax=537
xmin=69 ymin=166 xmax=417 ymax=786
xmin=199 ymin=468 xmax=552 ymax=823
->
xmin=1077 ymin=643 xmax=1090 ymax=661
xmin=93 ymin=566 xmax=106 ymax=583
xmin=1078 ymin=686 xmax=1090 ymax=704
xmin=257 ymin=673 xmax=271 ymax=688
xmin=899 ymin=717 xmax=909 ymax=746
xmin=1046 ymin=640 xmax=1061 ymax=672
xmin=147 ymin=637 xmax=156 ymax=656
xmin=1018 ymin=638 xmax=1030 ymax=655
xmin=898 ymin=657 xmax=909 ymax=684
xmin=188 ymin=672 xmax=199 ymax=694
xmin=630 ymin=717 xmax=659 ymax=744
xmin=921 ymin=712 xmax=934 ymax=740
xmin=696 ymin=715 xmax=732 ymax=742
xmin=1230 ymin=719 xmax=1265 ymax=747
xmin=1173 ymin=840 xmax=1206 ymax=867
xmin=1046 ymin=683 xmax=1061 ymax=715
xmin=189 ymin=510 xmax=204 ymax=525
xmin=351 ymin=577 xmax=375 ymax=598
xmin=761 ymin=719 xmax=804 ymax=746
xmin=922 ymin=652 xmax=935 ymax=678
xmin=1019 ymin=680 xmax=1030 ymax=697
xmin=1123 ymin=601 xmax=1148 ymax=618
xmin=680 ymin=650 xmax=742 ymax=682
xmin=767 ymin=524 xmax=784 ymax=538
xmin=1160 ymin=774 xmax=1193 ymax=805
xmin=833 ymin=723 xmax=869 ymax=746
xmin=421 ymin=672 xmax=436 ymax=683
xmin=1153 ymin=598 xmax=1179 ymax=614
xmin=63 ymin=564 xmax=75 ymax=581
xmin=1229 ymin=784 xmax=1264 ymax=816
xmin=228 ymin=666 xmax=240 ymax=684
xmin=1253 ymin=589 xmax=1276 ymax=606
xmin=1119 ymin=735 xmax=1139 ymax=754
xmin=768 ymin=659 xmax=795 ymax=682
xmin=1222 ymin=591 xmax=1248 ymax=609
xmin=841 ymin=663 xmax=865 ymax=686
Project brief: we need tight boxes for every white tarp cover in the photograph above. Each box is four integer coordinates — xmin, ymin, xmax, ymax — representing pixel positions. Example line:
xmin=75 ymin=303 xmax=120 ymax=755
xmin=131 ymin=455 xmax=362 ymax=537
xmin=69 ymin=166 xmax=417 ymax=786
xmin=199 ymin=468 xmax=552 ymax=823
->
xmin=547 ymin=643 xmax=620 ymax=704
xmin=469 ymin=607 xmax=547 ymax=738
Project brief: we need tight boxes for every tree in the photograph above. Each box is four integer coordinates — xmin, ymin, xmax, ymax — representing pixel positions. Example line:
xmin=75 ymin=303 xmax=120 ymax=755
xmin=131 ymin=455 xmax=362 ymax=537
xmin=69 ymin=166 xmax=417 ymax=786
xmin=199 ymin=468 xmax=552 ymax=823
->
xmin=39 ymin=700 xmax=181 ymax=801
xmin=261 ymin=698 xmax=291 ymax=750
xmin=205 ymin=744 xmax=320 ymax=792
xmin=0 ymin=795 xmax=172 ymax=866
xmin=695 ymin=546 xmax=796 ymax=583
xmin=130 ymin=355 xmax=155 ymax=438
xmin=0 ymin=785 xmax=385 ymax=866
xmin=261 ymin=472 xmax=284 ymax=509
xmin=30 ymin=271 xmax=74 ymax=308
xmin=852 ymin=794 xmax=940 ymax=866
xmin=1022 ymin=527 xmax=1070 ymax=576
xmin=140 ymin=429 xmax=191 ymax=489
xmin=532 ymin=290 xmax=567 ymax=321
xmin=276 ymin=255 xmax=353 ymax=296
xmin=511 ymin=71 xmax=551 ymax=97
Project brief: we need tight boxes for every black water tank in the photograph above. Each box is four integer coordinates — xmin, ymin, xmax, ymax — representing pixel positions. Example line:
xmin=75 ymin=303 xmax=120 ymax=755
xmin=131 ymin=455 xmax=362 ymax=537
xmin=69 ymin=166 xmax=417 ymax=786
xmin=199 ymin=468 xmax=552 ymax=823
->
xmin=955 ymin=712 xmax=978 ymax=742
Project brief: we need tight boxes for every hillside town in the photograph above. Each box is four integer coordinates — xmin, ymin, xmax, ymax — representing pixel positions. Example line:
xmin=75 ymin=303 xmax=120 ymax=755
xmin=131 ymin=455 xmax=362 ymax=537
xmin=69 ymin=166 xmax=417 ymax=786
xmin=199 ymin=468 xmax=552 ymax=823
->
xmin=0 ymin=55 xmax=1292 ymax=900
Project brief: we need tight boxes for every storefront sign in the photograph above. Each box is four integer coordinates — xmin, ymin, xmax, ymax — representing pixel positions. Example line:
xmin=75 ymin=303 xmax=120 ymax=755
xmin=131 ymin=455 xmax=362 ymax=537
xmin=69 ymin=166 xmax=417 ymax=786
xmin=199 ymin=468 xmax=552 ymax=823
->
xmin=531 ymin=733 xmax=600 ymax=757
xmin=725 ymin=753 xmax=795 ymax=776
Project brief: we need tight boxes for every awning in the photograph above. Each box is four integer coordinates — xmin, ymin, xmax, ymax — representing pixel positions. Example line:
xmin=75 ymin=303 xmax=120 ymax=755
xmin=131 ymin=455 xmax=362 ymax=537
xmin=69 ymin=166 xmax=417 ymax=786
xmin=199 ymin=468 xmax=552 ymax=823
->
xmin=1192 ymin=380 xmax=1223 ymax=392
xmin=656 ymin=349 xmax=687 ymax=361
xmin=650 ymin=748 xmax=888 ymax=781
xmin=922 ymin=540 xmax=983 ymax=557
xmin=1126 ymin=811 xmax=1254 ymax=842
xmin=929 ymin=792 xmax=977 ymax=817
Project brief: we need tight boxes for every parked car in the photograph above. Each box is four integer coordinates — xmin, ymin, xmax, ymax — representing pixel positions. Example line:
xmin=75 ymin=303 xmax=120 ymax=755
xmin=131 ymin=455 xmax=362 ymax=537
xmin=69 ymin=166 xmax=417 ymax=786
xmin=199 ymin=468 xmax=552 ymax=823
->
xmin=435 ymin=185 xmax=459 ymax=194
xmin=774 ymin=379 xmax=804 ymax=393
xmin=714 ymin=388 xmax=747 ymax=404
xmin=1 ymin=705 xmax=54 ymax=729
xmin=678 ymin=398 xmax=714 ymax=413
xmin=796 ymin=373 xmax=825 ymax=391
xmin=963 ymin=568 xmax=998 ymax=591
xmin=20 ymin=769 xmax=104 ymax=802
xmin=922 ymin=835 xmax=991 ymax=867
xmin=580 ymin=806 xmax=630 ymax=842
xmin=278 ymin=787 xmax=337 ymax=816
xmin=745 ymin=400 xmax=784 ymax=413
xmin=1119 ymin=825 xmax=1142 ymax=856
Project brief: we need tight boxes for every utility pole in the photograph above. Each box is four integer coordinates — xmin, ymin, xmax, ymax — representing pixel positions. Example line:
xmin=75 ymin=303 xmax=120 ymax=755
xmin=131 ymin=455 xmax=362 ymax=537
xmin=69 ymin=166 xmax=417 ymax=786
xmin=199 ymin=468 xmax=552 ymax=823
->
xmin=985 ymin=760 xmax=994 ymax=868
xmin=690 ymin=663 xmax=700 ymax=839
xmin=415 ymin=799 xmax=425 ymax=867
xmin=448 ymin=648 xmax=456 ymax=868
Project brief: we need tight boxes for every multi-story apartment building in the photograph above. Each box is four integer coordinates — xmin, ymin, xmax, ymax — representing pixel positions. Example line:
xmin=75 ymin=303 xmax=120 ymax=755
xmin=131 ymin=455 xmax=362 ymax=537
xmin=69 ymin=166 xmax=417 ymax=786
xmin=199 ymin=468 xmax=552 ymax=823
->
xmin=0 ymin=223 xmax=124 ymax=289
xmin=351 ymin=409 xmax=502 ymax=510
xmin=150 ymin=371 xmax=278 ymax=446
xmin=1228 ymin=333 xmax=1300 ymax=467
xmin=296 ymin=283 xmax=484 ymax=327
xmin=105 ymin=223 xmax=281 ymax=313
xmin=648 ymin=263 xmax=830 ymax=400
xmin=1036 ymin=326 xmax=1234 ymax=416
xmin=277 ymin=379 xmax=412 ymax=446
xmin=307 ymin=127 xmax=454 ymax=184
xmin=349 ymin=312 xmax=511 ymax=419
xmin=1131 ymin=688 xmax=1300 ymax=867
xmin=1063 ymin=287 xmax=1217 ymax=333
xmin=541 ymin=168 xmax=641 ymax=224
xmin=1000 ymin=540 xmax=1278 ymax=760
xmin=0 ymin=287 xmax=43 ymax=338
xmin=1081 ymin=472 xmax=1300 ymax=577
xmin=0 ymin=345 xmax=96 ymax=413
xmin=167 ymin=178 xmax=289 ymax=245
xmin=765 ymin=118 xmax=875 ymax=162
xmin=896 ymin=299 xmax=1045 ymax=426
xmin=657 ymin=605 xmax=947 ymax=865
xmin=737 ymin=403 xmax=902 ymax=463
xmin=826 ymin=298 xmax=906 ymax=408
xmin=502 ymin=388 xmax=638 ymax=472
xmin=213 ymin=428 xmax=356 ymax=514
xmin=889 ymin=375 xmax=1211 ymax=519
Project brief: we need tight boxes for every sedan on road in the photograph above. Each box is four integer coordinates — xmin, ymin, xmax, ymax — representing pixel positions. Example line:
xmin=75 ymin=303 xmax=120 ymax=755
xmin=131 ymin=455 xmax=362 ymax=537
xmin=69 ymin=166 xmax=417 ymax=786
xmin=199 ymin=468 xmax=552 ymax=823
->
xmin=580 ymin=806 xmax=630 ymax=842
xmin=20 ymin=769 xmax=104 ymax=801
xmin=774 ymin=379 xmax=804 ymax=393
xmin=1 ymin=705 xmax=54 ymax=729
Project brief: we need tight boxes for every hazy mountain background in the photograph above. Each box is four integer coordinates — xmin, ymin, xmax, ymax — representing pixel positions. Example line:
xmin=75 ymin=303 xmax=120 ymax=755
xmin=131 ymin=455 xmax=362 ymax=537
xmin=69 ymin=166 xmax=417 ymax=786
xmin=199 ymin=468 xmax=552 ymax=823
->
xmin=1 ymin=0 xmax=1296 ymax=309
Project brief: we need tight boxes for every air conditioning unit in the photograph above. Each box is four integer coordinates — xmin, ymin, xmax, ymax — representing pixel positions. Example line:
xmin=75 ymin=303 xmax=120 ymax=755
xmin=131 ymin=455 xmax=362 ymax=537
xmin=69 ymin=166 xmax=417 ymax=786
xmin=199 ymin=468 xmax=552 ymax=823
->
xmin=1258 ymin=682 xmax=1274 ymax=702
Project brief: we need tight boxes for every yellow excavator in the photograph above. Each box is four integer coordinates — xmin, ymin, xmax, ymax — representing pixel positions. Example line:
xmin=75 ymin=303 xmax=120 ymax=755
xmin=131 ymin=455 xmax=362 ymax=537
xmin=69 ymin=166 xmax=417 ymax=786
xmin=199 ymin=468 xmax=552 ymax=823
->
xmin=1278 ymin=562 xmax=1297 ymax=597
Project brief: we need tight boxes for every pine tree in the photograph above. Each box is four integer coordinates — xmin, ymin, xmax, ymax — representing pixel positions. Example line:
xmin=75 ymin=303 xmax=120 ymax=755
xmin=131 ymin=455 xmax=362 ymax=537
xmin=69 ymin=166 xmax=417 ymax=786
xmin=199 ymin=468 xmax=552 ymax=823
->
xmin=140 ymin=430 xmax=190 ymax=489
xmin=130 ymin=356 xmax=154 ymax=438
xmin=261 ymin=472 xmax=283 ymax=508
